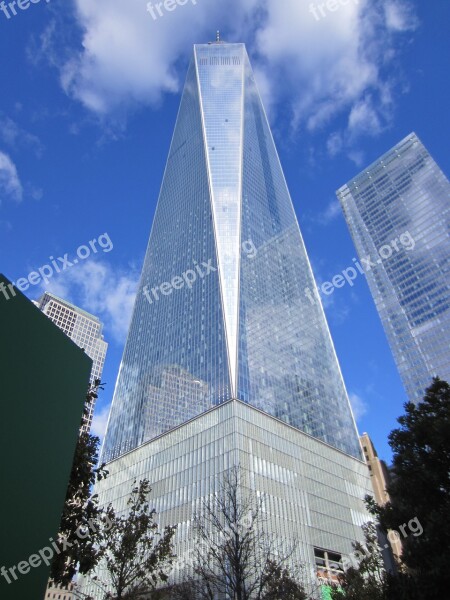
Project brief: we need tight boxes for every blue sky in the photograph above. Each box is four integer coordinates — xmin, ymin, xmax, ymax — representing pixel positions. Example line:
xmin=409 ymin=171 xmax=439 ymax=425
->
xmin=1 ymin=0 xmax=449 ymax=462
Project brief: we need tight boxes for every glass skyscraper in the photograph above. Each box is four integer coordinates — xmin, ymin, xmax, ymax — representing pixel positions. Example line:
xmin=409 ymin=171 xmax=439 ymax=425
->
xmin=83 ymin=41 xmax=371 ymax=598
xmin=102 ymin=41 xmax=361 ymax=462
xmin=337 ymin=133 xmax=450 ymax=404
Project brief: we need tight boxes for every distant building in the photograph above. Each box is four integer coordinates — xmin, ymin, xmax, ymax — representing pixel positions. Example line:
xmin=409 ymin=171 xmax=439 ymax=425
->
xmin=337 ymin=133 xmax=450 ymax=403
xmin=360 ymin=433 xmax=402 ymax=562
xmin=37 ymin=292 xmax=108 ymax=433
xmin=360 ymin=433 xmax=391 ymax=506
xmin=44 ymin=580 xmax=78 ymax=600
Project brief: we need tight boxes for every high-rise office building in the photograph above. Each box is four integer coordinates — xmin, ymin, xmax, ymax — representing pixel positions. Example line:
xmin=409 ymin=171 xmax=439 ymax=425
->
xmin=337 ymin=133 xmax=450 ymax=404
xmin=37 ymin=292 xmax=108 ymax=432
xmin=82 ymin=41 xmax=371 ymax=597
xmin=101 ymin=39 xmax=360 ymax=462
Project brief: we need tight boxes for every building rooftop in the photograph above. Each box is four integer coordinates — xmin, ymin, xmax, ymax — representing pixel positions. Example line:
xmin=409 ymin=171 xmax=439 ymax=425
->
xmin=39 ymin=292 xmax=101 ymax=324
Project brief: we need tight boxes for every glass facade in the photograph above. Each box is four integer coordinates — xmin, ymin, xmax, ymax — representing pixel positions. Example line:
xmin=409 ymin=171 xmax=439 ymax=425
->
xmin=81 ymin=400 xmax=371 ymax=598
xmin=337 ymin=133 xmax=450 ymax=403
xmin=101 ymin=42 xmax=361 ymax=462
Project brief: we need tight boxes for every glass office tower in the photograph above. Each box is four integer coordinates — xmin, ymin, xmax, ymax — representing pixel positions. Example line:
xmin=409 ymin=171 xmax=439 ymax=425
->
xmin=83 ymin=42 xmax=372 ymax=598
xmin=337 ymin=133 xmax=450 ymax=403
xmin=102 ymin=41 xmax=361 ymax=462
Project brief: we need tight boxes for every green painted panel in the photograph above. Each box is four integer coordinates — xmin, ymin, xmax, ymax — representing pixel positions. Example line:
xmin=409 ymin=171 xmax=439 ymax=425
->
xmin=0 ymin=275 xmax=92 ymax=600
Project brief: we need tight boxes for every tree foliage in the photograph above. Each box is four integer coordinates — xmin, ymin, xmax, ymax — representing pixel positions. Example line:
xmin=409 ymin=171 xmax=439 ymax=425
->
xmin=261 ymin=559 xmax=308 ymax=600
xmin=367 ymin=377 xmax=450 ymax=599
xmin=51 ymin=379 xmax=110 ymax=584
xmin=87 ymin=479 xmax=176 ymax=600
xmin=330 ymin=522 xmax=388 ymax=600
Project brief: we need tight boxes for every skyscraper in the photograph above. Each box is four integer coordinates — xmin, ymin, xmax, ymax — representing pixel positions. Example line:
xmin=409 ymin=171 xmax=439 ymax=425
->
xmin=337 ymin=133 xmax=450 ymax=404
xmin=37 ymin=292 xmax=108 ymax=432
xmin=82 ymin=41 xmax=371 ymax=596
xmin=102 ymin=40 xmax=360 ymax=463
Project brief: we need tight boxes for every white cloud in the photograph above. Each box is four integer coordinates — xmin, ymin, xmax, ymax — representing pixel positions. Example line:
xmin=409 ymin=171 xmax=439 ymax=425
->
xmin=317 ymin=199 xmax=342 ymax=225
xmin=0 ymin=151 xmax=23 ymax=204
xmin=348 ymin=149 xmax=365 ymax=167
xmin=349 ymin=392 xmax=369 ymax=421
xmin=348 ymin=96 xmax=383 ymax=137
xmin=36 ymin=0 xmax=417 ymax=150
xmin=42 ymin=260 xmax=139 ymax=344
xmin=252 ymin=0 xmax=417 ymax=153
xmin=0 ymin=115 xmax=44 ymax=158
xmin=91 ymin=402 xmax=111 ymax=440
xmin=254 ymin=0 xmax=379 ymax=131
xmin=384 ymin=0 xmax=419 ymax=32
xmin=326 ymin=132 xmax=343 ymax=157
xmin=57 ymin=0 xmax=260 ymax=115
xmin=328 ymin=91 xmax=393 ymax=160
xmin=29 ymin=186 xmax=44 ymax=201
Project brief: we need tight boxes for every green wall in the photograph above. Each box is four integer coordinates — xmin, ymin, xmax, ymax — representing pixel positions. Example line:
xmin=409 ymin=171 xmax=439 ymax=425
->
xmin=0 ymin=275 xmax=92 ymax=600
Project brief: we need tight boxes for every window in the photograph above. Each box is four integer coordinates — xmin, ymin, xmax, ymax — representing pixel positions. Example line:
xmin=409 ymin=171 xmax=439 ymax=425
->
xmin=314 ymin=547 xmax=344 ymax=584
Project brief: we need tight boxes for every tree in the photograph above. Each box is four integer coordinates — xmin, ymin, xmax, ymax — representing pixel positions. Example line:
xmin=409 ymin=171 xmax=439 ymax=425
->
xmin=151 ymin=580 xmax=197 ymax=600
xmin=187 ymin=466 xmax=307 ymax=600
xmin=51 ymin=379 xmax=110 ymax=585
xmin=261 ymin=560 xmax=308 ymax=600
xmin=330 ymin=522 xmax=388 ymax=600
xmin=367 ymin=377 xmax=450 ymax=599
xmin=329 ymin=521 xmax=419 ymax=600
xmin=86 ymin=479 xmax=176 ymax=600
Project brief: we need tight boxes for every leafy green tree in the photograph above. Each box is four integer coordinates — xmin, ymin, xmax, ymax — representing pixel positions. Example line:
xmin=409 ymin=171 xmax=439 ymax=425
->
xmin=51 ymin=380 xmax=110 ymax=585
xmin=330 ymin=522 xmax=388 ymax=600
xmin=261 ymin=559 xmax=308 ymax=600
xmin=87 ymin=479 xmax=176 ymax=600
xmin=329 ymin=521 xmax=419 ymax=600
xmin=367 ymin=377 xmax=450 ymax=599
xmin=152 ymin=581 xmax=197 ymax=600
